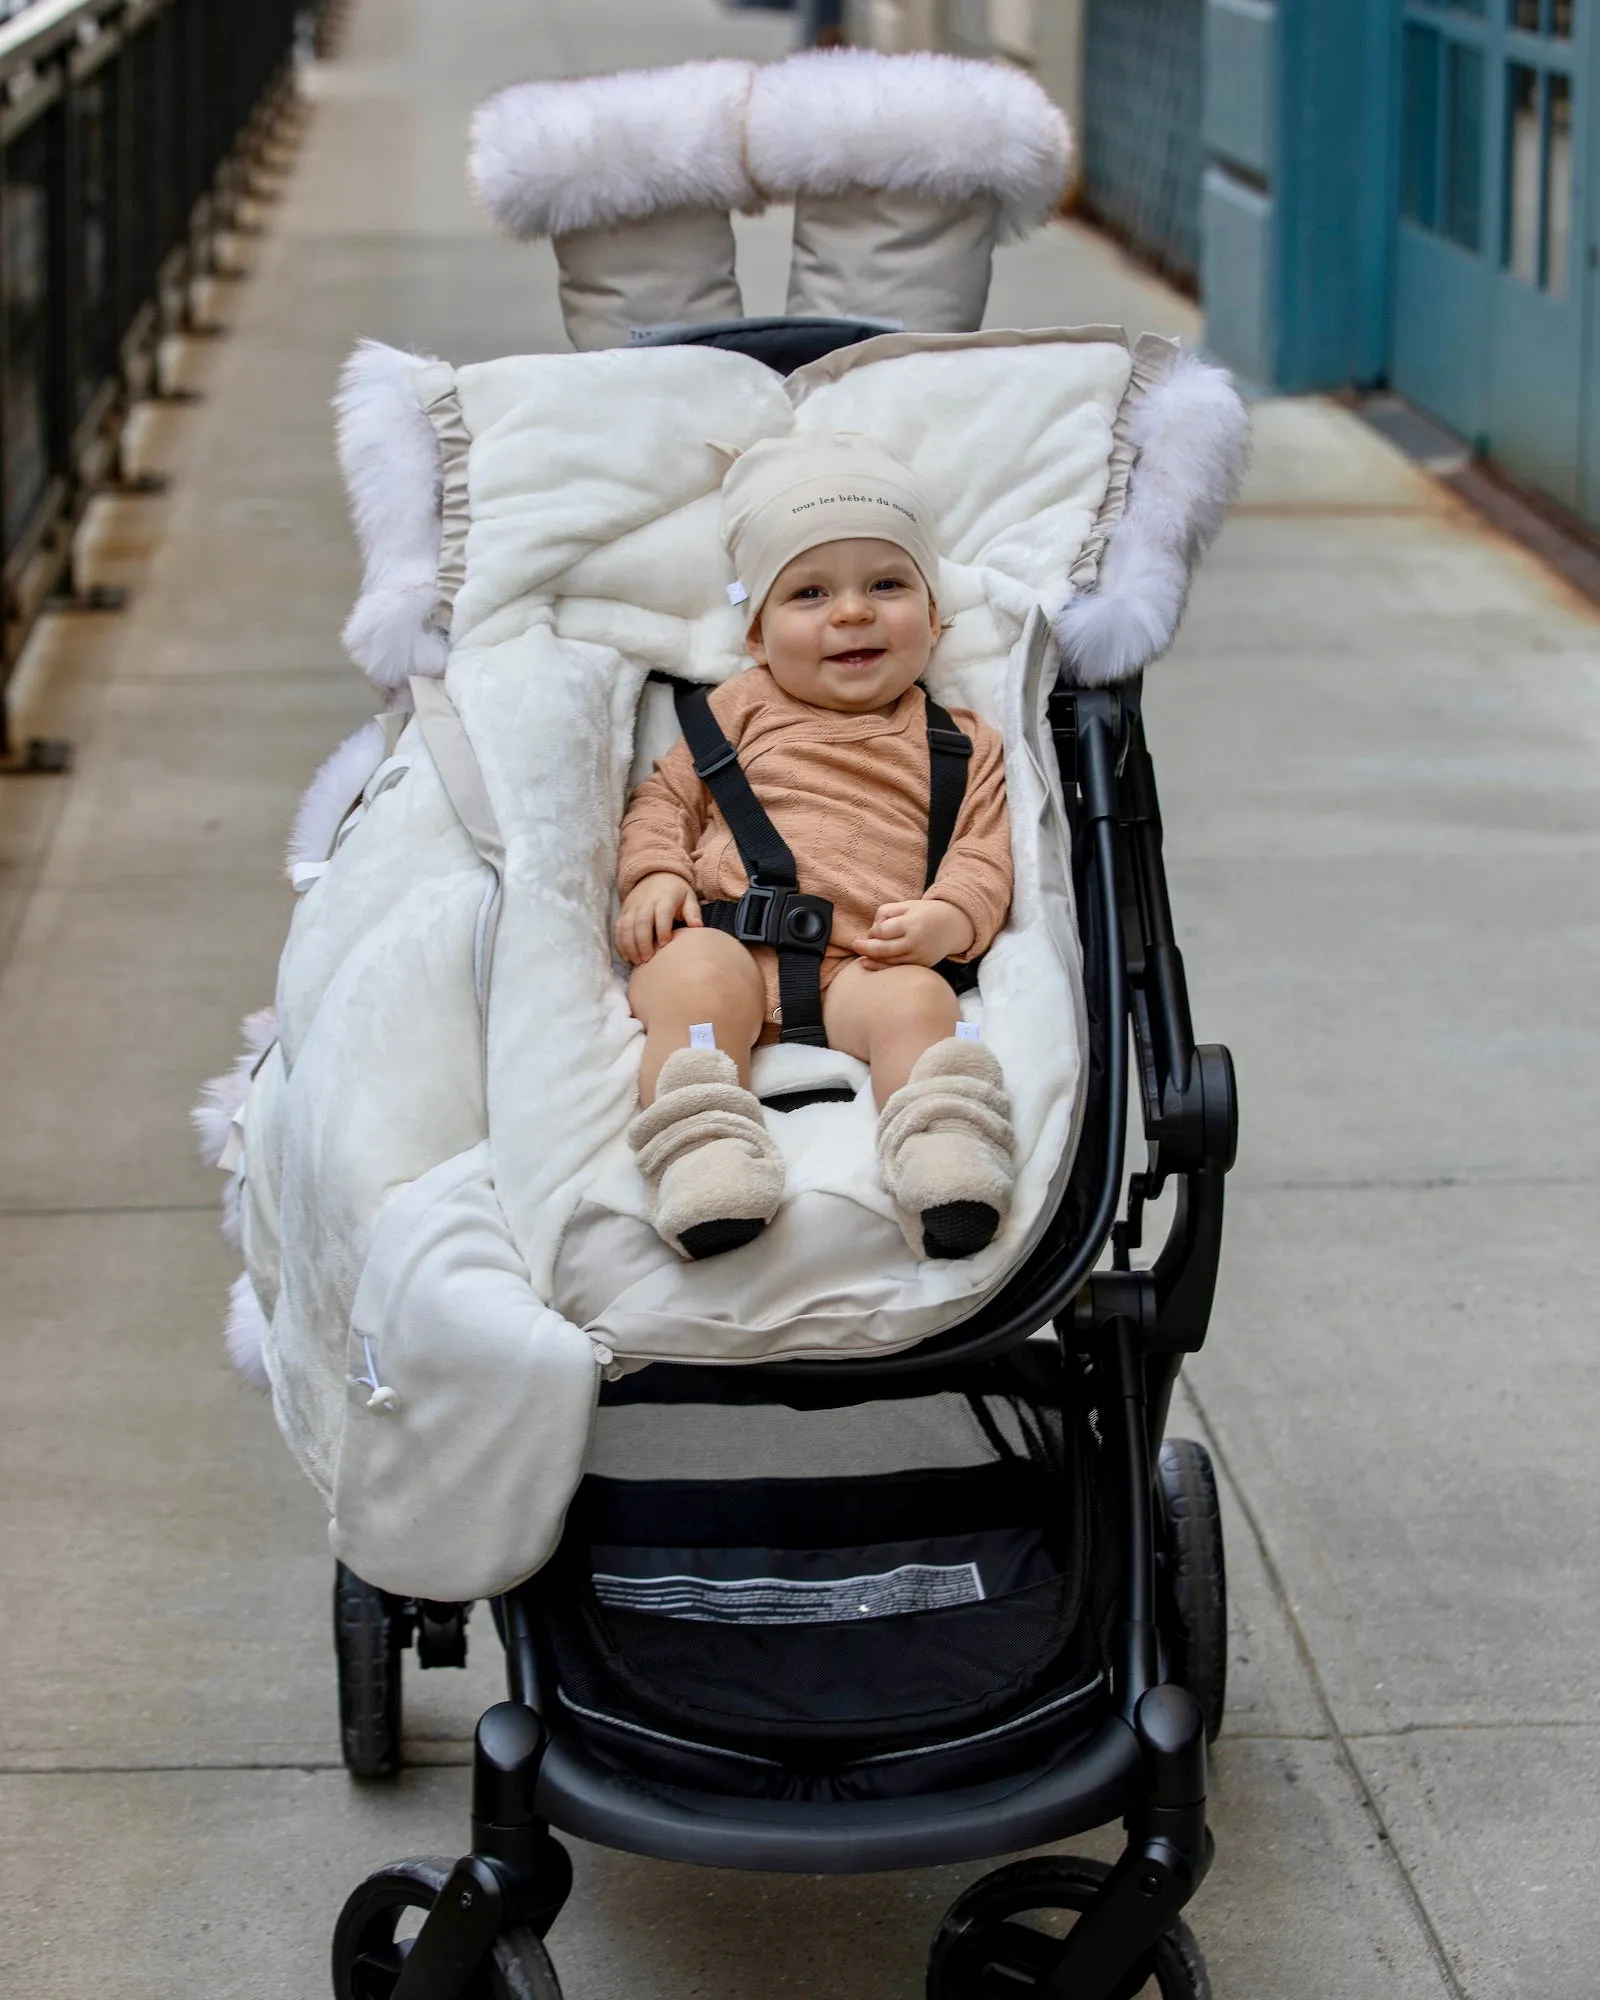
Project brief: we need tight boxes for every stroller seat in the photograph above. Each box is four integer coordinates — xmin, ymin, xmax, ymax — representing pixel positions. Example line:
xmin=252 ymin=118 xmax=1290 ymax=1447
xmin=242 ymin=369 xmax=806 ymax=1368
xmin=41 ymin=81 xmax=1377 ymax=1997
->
xmin=213 ymin=320 xmax=1244 ymax=1608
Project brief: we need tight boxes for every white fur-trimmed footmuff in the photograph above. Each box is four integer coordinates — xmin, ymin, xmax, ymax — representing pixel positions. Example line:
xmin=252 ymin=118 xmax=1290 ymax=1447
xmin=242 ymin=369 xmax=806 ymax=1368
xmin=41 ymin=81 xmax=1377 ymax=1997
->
xmin=198 ymin=55 xmax=1248 ymax=1605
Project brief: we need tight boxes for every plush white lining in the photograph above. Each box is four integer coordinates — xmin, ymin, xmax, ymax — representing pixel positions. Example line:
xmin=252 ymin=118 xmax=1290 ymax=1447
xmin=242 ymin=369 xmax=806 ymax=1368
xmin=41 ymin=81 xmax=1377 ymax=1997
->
xmin=1054 ymin=353 xmax=1249 ymax=685
xmin=470 ymin=61 xmax=760 ymax=239
xmin=335 ymin=341 xmax=449 ymax=691
xmin=745 ymin=49 xmax=1072 ymax=241
xmin=286 ymin=719 xmax=387 ymax=874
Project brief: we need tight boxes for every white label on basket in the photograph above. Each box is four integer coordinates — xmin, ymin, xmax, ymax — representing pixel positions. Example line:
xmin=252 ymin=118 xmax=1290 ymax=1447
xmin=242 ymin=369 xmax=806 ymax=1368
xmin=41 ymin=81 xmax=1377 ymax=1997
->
xmin=688 ymin=1022 xmax=717 ymax=1050
xmin=592 ymin=1562 xmax=985 ymax=1624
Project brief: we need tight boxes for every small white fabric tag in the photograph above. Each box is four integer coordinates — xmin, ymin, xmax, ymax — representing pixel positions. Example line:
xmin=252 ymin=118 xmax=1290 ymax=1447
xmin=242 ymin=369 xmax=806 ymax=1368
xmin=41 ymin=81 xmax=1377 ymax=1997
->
xmin=290 ymin=860 xmax=330 ymax=892
xmin=689 ymin=1022 xmax=717 ymax=1050
xmin=726 ymin=581 xmax=749 ymax=606
xmin=956 ymin=1021 xmax=982 ymax=1042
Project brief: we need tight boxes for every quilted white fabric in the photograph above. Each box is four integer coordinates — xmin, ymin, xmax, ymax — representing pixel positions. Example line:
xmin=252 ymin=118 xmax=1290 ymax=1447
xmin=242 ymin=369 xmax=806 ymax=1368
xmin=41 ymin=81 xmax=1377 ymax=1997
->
xmin=243 ymin=330 xmax=1159 ymax=1600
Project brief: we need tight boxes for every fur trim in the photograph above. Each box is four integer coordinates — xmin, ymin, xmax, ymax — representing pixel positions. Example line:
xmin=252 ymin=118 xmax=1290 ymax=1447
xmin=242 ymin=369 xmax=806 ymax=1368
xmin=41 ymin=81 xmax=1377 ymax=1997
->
xmin=746 ymin=50 xmax=1072 ymax=241
xmin=1055 ymin=354 xmax=1250 ymax=686
xmin=286 ymin=719 xmax=387 ymax=875
xmin=334 ymin=340 xmax=449 ymax=692
xmin=192 ymin=1007 xmax=278 ymax=1169
xmin=224 ymin=1272 xmax=271 ymax=1391
xmin=470 ymin=61 xmax=760 ymax=239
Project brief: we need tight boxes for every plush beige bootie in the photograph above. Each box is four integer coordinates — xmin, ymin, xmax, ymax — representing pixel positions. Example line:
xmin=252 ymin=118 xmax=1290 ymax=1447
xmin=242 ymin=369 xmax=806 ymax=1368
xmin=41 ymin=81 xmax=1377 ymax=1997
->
xmin=628 ymin=1045 xmax=785 ymax=1260
xmin=745 ymin=50 xmax=1073 ymax=333
xmin=470 ymin=61 xmax=759 ymax=350
xmin=877 ymin=1037 xmax=1016 ymax=1260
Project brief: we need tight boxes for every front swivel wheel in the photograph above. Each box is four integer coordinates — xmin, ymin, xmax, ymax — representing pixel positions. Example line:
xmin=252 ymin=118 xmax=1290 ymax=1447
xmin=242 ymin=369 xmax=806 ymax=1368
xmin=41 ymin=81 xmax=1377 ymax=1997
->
xmin=332 ymin=1856 xmax=561 ymax=2000
xmin=927 ymin=1856 xmax=1210 ymax=2000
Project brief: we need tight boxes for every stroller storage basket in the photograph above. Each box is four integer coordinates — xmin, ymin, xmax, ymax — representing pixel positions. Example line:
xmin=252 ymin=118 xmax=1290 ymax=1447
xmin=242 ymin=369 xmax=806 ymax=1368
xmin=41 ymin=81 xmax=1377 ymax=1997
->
xmin=536 ymin=1376 xmax=1109 ymax=1799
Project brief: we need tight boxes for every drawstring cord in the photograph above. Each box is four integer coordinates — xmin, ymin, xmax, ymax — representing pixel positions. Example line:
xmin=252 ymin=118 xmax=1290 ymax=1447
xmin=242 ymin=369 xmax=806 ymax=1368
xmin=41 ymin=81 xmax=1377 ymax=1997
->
xmin=354 ymin=1334 xmax=398 ymax=1413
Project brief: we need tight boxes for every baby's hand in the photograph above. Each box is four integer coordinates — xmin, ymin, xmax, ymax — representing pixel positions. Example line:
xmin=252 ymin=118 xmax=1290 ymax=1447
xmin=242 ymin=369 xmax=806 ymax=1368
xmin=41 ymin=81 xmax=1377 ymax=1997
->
xmin=855 ymin=898 xmax=975 ymax=970
xmin=615 ymin=873 xmax=701 ymax=965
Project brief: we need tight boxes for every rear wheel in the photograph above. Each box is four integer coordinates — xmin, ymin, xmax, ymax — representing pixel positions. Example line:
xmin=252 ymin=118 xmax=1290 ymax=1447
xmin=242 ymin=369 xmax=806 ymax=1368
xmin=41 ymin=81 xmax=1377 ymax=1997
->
xmin=927 ymin=1856 xmax=1210 ymax=1999
xmin=334 ymin=1562 xmax=403 ymax=1779
xmin=332 ymin=1857 xmax=562 ymax=2000
xmin=1157 ymin=1437 xmax=1227 ymax=1745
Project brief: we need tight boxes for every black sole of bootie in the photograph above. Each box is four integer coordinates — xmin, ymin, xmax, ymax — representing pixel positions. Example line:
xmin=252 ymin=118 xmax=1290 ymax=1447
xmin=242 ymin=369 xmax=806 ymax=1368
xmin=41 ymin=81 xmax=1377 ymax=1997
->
xmin=921 ymin=1201 xmax=999 ymax=1259
xmin=679 ymin=1217 xmax=766 ymax=1260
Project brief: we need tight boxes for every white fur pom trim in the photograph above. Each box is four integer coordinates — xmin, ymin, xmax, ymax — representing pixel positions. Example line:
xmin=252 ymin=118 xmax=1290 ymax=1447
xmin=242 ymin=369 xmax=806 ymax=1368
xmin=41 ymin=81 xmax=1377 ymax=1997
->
xmin=334 ymin=340 xmax=448 ymax=692
xmin=286 ymin=719 xmax=387 ymax=875
xmin=224 ymin=1272 xmax=271 ymax=1391
xmin=1055 ymin=355 xmax=1250 ymax=686
xmin=470 ymin=60 xmax=760 ymax=239
xmin=192 ymin=1007 xmax=278 ymax=1170
xmin=746 ymin=50 xmax=1072 ymax=241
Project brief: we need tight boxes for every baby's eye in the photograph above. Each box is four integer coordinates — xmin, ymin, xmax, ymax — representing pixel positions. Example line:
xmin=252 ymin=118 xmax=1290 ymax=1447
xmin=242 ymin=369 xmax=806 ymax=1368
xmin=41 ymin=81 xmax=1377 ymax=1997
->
xmin=790 ymin=584 xmax=825 ymax=601
xmin=870 ymin=577 xmax=909 ymax=593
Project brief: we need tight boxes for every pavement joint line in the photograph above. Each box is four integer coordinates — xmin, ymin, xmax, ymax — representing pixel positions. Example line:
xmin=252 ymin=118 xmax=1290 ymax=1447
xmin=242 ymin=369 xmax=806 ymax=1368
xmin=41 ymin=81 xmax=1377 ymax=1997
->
xmin=1234 ymin=1171 xmax=1598 ymax=1193
xmin=1344 ymin=1719 xmax=1600 ymax=1737
xmin=0 ymin=1201 xmax=217 ymax=1217
xmin=0 ymin=1753 xmax=476 ymax=1775
xmin=1179 ymin=1376 xmax=1470 ymax=2000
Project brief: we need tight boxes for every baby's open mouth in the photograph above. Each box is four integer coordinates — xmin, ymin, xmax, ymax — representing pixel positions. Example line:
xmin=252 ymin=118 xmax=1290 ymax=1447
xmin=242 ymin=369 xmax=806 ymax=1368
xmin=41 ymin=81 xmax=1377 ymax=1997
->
xmin=827 ymin=647 xmax=885 ymax=668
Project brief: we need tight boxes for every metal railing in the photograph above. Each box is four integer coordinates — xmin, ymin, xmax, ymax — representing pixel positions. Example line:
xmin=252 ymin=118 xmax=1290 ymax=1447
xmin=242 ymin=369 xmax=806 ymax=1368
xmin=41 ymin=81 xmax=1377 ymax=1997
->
xmin=0 ymin=0 xmax=318 ymax=731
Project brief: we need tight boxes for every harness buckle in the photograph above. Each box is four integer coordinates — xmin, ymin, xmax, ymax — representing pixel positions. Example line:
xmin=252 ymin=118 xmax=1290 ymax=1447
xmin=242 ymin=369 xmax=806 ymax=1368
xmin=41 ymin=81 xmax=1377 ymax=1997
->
xmin=733 ymin=885 xmax=832 ymax=955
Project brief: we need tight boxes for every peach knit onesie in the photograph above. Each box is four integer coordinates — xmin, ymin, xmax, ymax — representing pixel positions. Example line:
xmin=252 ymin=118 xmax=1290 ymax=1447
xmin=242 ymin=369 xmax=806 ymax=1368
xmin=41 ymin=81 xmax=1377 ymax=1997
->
xmin=618 ymin=666 xmax=1012 ymax=1031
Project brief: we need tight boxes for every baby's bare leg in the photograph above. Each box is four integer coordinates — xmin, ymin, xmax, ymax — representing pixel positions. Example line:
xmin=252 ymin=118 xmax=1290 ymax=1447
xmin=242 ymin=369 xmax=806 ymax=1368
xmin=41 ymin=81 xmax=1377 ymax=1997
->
xmin=823 ymin=958 xmax=959 ymax=1105
xmin=629 ymin=928 xmax=767 ymax=1103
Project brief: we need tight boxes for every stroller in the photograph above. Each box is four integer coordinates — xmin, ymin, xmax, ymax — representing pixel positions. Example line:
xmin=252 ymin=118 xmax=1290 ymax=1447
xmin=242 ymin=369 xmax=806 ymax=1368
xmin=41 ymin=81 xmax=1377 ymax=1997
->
xmin=202 ymin=51 xmax=1247 ymax=2000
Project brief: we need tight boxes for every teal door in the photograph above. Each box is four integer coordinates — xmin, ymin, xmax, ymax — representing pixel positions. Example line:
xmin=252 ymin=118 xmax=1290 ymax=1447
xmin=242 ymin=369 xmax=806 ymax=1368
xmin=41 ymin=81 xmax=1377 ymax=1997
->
xmin=1393 ymin=1 xmax=1587 ymax=513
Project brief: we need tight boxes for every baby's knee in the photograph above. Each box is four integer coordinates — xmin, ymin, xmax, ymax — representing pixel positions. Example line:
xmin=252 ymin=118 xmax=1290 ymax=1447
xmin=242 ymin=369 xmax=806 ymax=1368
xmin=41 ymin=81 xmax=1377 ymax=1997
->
xmin=634 ymin=927 xmax=763 ymax=1014
xmin=879 ymin=965 xmax=960 ymax=1033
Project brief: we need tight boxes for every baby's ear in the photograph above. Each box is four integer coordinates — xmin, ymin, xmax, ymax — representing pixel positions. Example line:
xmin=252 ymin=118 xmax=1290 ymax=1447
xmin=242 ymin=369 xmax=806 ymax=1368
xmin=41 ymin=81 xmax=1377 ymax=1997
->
xmin=745 ymin=614 xmax=768 ymax=665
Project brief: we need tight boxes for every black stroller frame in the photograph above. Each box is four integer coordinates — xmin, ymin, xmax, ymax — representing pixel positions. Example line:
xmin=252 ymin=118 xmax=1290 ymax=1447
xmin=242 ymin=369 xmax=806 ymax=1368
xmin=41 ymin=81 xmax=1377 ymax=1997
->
xmin=329 ymin=322 xmax=1238 ymax=2000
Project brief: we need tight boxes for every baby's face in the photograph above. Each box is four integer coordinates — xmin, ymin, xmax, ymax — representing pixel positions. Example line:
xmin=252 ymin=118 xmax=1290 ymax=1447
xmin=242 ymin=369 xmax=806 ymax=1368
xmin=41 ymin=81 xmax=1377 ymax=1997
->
xmin=747 ymin=538 xmax=939 ymax=715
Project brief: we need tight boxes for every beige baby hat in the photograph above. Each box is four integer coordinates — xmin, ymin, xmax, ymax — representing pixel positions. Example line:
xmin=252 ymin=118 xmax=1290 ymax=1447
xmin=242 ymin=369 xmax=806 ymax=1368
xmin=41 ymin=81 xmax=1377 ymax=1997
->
xmin=745 ymin=50 xmax=1073 ymax=333
xmin=722 ymin=431 xmax=943 ymax=616
xmin=470 ymin=61 xmax=760 ymax=350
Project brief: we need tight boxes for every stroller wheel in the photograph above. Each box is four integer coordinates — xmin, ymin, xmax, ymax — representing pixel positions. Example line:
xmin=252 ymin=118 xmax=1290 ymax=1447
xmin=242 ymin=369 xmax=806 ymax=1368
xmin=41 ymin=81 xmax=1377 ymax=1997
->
xmin=927 ymin=1856 xmax=1210 ymax=1999
xmin=1157 ymin=1438 xmax=1228 ymax=1744
xmin=332 ymin=1856 xmax=562 ymax=2000
xmin=334 ymin=1562 xmax=403 ymax=1780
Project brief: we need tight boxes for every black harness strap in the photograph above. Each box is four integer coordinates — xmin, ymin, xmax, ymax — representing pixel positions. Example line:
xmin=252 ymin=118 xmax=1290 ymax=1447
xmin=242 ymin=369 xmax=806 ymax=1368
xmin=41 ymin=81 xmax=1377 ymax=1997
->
xmin=672 ymin=680 xmax=799 ymax=892
xmin=923 ymin=693 xmax=982 ymax=997
xmin=654 ymin=676 xmax=979 ymax=1043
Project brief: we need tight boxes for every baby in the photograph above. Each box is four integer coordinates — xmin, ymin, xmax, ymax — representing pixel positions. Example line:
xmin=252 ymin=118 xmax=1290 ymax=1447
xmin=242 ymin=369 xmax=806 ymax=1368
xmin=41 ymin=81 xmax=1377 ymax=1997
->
xmin=616 ymin=433 xmax=1015 ymax=1263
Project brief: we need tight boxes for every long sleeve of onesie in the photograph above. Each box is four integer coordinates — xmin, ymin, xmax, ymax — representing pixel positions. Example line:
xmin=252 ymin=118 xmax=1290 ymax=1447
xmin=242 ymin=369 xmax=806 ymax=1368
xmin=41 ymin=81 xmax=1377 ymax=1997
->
xmin=617 ymin=739 xmax=708 ymax=899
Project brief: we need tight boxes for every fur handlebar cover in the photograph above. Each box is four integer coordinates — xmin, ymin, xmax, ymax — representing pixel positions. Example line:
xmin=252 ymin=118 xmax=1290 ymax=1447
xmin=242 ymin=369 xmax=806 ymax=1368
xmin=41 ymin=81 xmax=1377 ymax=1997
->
xmin=746 ymin=49 xmax=1072 ymax=241
xmin=470 ymin=51 xmax=1072 ymax=245
xmin=470 ymin=59 xmax=762 ymax=239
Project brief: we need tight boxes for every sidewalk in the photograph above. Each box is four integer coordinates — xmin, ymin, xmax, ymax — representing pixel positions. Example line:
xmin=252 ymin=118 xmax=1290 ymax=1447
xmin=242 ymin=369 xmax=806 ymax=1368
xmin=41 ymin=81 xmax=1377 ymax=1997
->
xmin=1 ymin=3 xmax=1595 ymax=1995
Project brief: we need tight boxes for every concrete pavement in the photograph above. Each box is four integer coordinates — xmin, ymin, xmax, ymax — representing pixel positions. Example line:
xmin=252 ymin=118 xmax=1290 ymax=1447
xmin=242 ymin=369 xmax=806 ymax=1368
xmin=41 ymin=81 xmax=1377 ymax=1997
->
xmin=0 ymin=2 xmax=1595 ymax=1994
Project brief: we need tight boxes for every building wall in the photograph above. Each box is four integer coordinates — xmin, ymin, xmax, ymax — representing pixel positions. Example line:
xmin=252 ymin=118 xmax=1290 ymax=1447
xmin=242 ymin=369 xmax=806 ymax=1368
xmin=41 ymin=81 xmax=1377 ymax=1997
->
xmin=1200 ymin=0 xmax=1396 ymax=392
